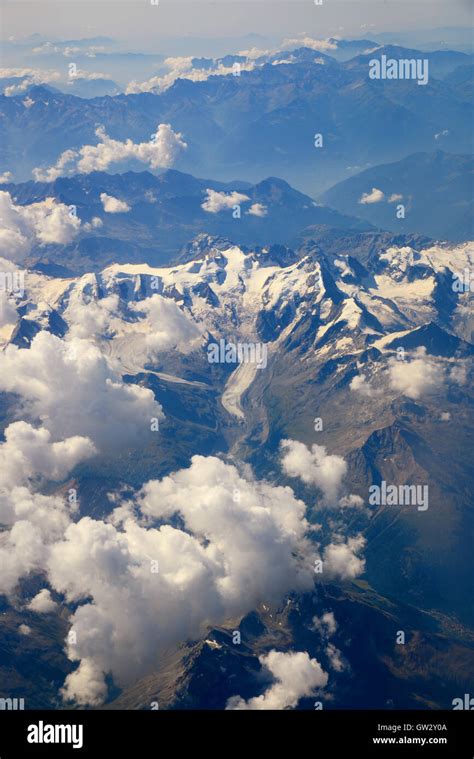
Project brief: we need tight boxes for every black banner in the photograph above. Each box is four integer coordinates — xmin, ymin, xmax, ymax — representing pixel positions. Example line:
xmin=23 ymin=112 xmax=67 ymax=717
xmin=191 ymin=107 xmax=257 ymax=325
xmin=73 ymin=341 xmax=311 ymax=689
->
xmin=0 ymin=710 xmax=472 ymax=757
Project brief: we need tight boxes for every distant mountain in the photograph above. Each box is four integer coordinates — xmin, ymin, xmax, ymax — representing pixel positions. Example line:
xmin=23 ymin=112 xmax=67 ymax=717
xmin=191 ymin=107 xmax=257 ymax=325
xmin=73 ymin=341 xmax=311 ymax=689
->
xmin=0 ymin=43 xmax=472 ymax=193
xmin=321 ymin=38 xmax=380 ymax=62
xmin=444 ymin=64 xmax=474 ymax=100
xmin=58 ymin=78 xmax=121 ymax=98
xmin=6 ymin=169 xmax=372 ymax=272
xmin=320 ymin=152 xmax=474 ymax=242
xmin=345 ymin=44 xmax=472 ymax=78
xmin=372 ymin=27 xmax=474 ymax=54
xmin=0 ymin=76 xmax=121 ymax=99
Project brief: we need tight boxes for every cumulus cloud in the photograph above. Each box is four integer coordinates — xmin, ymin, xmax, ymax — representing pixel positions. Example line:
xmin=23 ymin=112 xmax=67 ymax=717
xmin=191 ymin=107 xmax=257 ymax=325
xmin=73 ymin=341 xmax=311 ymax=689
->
xmin=0 ymin=421 xmax=95 ymax=594
xmin=0 ymin=67 xmax=61 ymax=95
xmin=226 ymin=650 xmax=328 ymax=710
xmin=0 ymin=331 xmax=163 ymax=450
xmin=33 ymin=124 xmax=187 ymax=182
xmin=47 ymin=455 xmax=315 ymax=704
xmin=100 ymin=193 xmax=130 ymax=214
xmin=388 ymin=348 xmax=444 ymax=399
xmin=27 ymin=588 xmax=58 ymax=613
xmin=0 ymin=192 xmax=81 ymax=263
xmin=126 ymin=56 xmax=256 ymax=95
xmin=0 ymin=172 xmax=13 ymax=184
xmin=130 ymin=295 xmax=202 ymax=358
xmin=280 ymin=439 xmax=347 ymax=504
xmin=323 ymin=535 xmax=366 ymax=580
xmin=61 ymin=658 xmax=108 ymax=706
xmin=338 ymin=494 xmax=365 ymax=509
xmin=0 ymin=422 xmax=95 ymax=495
xmin=359 ymin=188 xmax=385 ymax=205
xmin=313 ymin=611 xmax=338 ymax=637
xmin=388 ymin=193 xmax=403 ymax=203
xmin=201 ymin=189 xmax=250 ymax=214
xmin=282 ymin=36 xmax=338 ymax=52
xmin=0 ymin=292 xmax=18 ymax=328
xmin=246 ymin=203 xmax=268 ymax=217
xmin=83 ymin=216 xmax=103 ymax=231
xmin=63 ymin=293 xmax=120 ymax=340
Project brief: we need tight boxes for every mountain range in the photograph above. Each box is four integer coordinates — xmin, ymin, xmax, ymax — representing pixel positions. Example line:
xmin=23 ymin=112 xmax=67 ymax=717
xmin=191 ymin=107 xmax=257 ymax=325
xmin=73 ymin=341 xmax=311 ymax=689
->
xmin=1 ymin=232 xmax=473 ymax=708
xmin=0 ymin=42 xmax=472 ymax=193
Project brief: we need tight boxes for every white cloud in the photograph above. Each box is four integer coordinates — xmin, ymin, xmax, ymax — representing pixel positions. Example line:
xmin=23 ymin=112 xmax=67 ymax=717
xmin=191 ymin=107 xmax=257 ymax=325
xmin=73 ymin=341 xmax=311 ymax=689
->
xmin=33 ymin=124 xmax=187 ymax=182
xmin=0 ymin=67 xmax=61 ymax=95
xmin=388 ymin=348 xmax=444 ymax=399
xmin=83 ymin=216 xmax=103 ymax=231
xmin=450 ymin=363 xmax=467 ymax=385
xmin=47 ymin=455 xmax=315 ymax=705
xmin=0 ymin=422 xmax=95 ymax=495
xmin=130 ymin=295 xmax=202 ymax=358
xmin=226 ymin=650 xmax=328 ymax=710
xmin=126 ymin=56 xmax=256 ymax=95
xmin=0 ymin=331 xmax=163 ymax=451
xmin=61 ymin=659 xmax=108 ymax=706
xmin=0 ymin=421 xmax=95 ymax=594
xmin=282 ymin=36 xmax=338 ymax=52
xmin=0 ymin=292 xmax=18 ymax=328
xmin=64 ymin=293 xmax=120 ymax=340
xmin=67 ymin=70 xmax=112 ymax=82
xmin=323 ymin=535 xmax=366 ymax=580
xmin=100 ymin=193 xmax=130 ymax=214
xmin=19 ymin=624 xmax=32 ymax=635
xmin=313 ymin=611 xmax=338 ymax=636
xmin=27 ymin=588 xmax=58 ymax=614
xmin=237 ymin=47 xmax=272 ymax=60
xmin=280 ymin=439 xmax=347 ymax=504
xmin=0 ymin=192 xmax=81 ymax=263
xmin=350 ymin=374 xmax=381 ymax=397
xmin=201 ymin=189 xmax=250 ymax=214
xmin=338 ymin=494 xmax=365 ymax=509
xmin=326 ymin=642 xmax=345 ymax=672
xmin=359 ymin=188 xmax=385 ymax=205
xmin=246 ymin=203 xmax=268 ymax=217
xmin=0 ymin=172 xmax=13 ymax=185
xmin=388 ymin=193 xmax=403 ymax=203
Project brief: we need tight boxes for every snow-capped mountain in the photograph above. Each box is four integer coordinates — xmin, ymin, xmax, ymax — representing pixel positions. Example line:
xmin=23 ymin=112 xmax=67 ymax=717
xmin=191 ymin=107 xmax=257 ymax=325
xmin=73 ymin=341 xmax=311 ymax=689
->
xmin=2 ymin=234 xmax=473 ymax=710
